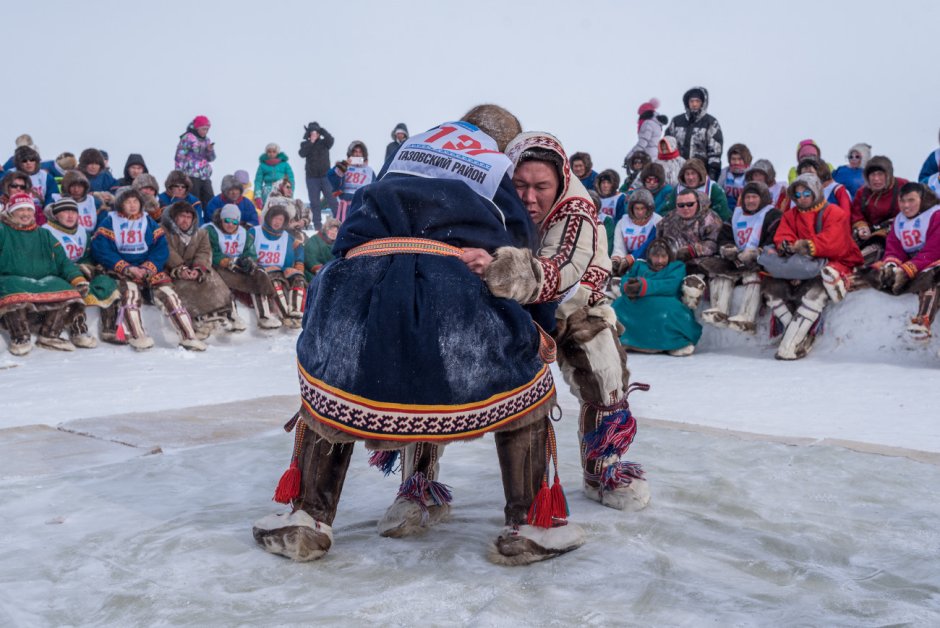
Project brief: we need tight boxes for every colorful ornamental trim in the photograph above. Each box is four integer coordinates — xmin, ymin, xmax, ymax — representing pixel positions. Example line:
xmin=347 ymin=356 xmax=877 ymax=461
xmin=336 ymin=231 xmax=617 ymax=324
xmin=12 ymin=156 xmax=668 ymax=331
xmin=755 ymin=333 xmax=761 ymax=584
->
xmin=345 ymin=237 xmax=464 ymax=259
xmin=297 ymin=362 xmax=555 ymax=441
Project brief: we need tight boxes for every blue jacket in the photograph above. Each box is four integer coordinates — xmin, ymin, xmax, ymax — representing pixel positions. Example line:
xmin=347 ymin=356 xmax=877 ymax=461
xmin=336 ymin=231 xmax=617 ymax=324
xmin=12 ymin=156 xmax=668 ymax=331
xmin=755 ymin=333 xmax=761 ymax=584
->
xmin=918 ymin=148 xmax=940 ymax=182
xmin=203 ymin=194 xmax=257 ymax=226
xmin=91 ymin=211 xmax=169 ymax=273
xmin=86 ymin=170 xmax=118 ymax=193
xmin=832 ymin=166 xmax=866 ymax=199
xmin=579 ymin=170 xmax=598 ymax=191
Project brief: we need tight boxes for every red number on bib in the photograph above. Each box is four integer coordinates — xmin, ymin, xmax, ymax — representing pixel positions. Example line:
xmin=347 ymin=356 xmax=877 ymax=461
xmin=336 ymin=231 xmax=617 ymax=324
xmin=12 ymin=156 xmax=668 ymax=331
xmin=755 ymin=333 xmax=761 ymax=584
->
xmin=736 ymin=228 xmax=753 ymax=246
xmin=902 ymin=229 xmax=923 ymax=248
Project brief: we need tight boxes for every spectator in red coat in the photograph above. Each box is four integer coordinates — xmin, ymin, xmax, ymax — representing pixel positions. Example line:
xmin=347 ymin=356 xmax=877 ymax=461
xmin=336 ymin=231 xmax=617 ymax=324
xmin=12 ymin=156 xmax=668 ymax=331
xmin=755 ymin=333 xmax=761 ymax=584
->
xmin=851 ymin=155 xmax=909 ymax=265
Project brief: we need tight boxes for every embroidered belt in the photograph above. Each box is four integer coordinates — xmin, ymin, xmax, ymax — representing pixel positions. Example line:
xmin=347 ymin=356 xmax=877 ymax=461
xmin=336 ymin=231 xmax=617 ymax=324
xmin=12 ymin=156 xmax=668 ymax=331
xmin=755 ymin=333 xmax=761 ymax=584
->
xmin=346 ymin=237 xmax=464 ymax=259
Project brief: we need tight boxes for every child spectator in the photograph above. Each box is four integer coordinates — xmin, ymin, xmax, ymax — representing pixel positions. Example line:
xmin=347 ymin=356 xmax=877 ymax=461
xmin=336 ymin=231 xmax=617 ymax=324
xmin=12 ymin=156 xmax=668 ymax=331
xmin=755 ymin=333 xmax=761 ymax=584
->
xmin=253 ymin=205 xmax=306 ymax=327
xmin=610 ymin=188 xmax=662 ymax=276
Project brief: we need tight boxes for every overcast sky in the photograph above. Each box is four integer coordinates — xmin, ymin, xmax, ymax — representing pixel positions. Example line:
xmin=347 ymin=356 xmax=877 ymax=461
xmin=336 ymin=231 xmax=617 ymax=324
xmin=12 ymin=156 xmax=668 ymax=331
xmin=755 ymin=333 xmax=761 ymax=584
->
xmin=8 ymin=0 xmax=939 ymax=194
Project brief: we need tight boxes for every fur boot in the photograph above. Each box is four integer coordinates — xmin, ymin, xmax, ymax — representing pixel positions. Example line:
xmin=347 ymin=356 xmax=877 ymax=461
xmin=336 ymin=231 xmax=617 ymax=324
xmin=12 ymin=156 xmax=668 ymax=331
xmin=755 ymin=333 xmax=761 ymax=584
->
xmin=667 ymin=344 xmax=695 ymax=357
xmin=251 ymin=293 xmax=282 ymax=329
xmin=68 ymin=309 xmax=98 ymax=348
xmin=727 ymin=273 xmax=762 ymax=333
xmin=253 ymin=435 xmax=353 ymax=561
xmin=289 ymin=281 xmax=306 ymax=319
xmin=681 ymin=274 xmax=706 ymax=310
xmin=701 ymin=275 xmax=734 ymax=327
xmin=821 ymin=265 xmax=847 ymax=303
xmin=776 ymin=284 xmax=828 ymax=360
xmin=36 ymin=307 xmax=75 ymax=351
xmin=765 ymin=296 xmax=793 ymax=331
xmin=155 ymin=286 xmax=207 ymax=351
xmin=224 ymin=301 xmax=248 ymax=332
xmin=98 ymin=303 xmax=127 ymax=345
xmin=123 ymin=283 xmax=154 ymax=351
xmin=3 ymin=310 xmax=32 ymax=356
xmin=907 ymin=287 xmax=939 ymax=341
xmin=579 ymin=405 xmax=651 ymax=511
xmin=378 ymin=443 xmax=451 ymax=538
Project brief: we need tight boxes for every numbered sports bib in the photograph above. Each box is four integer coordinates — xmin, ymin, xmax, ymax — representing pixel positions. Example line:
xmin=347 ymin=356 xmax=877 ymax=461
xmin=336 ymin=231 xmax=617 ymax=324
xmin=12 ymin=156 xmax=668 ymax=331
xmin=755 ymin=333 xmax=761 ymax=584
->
xmin=620 ymin=213 xmax=661 ymax=253
xmin=43 ymin=224 xmax=88 ymax=262
xmin=110 ymin=212 xmax=149 ymax=255
xmin=52 ymin=194 xmax=98 ymax=233
xmin=342 ymin=165 xmax=375 ymax=196
xmin=894 ymin=205 xmax=940 ymax=254
xmin=206 ymin=223 xmax=247 ymax=258
xmin=731 ymin=205 xmax=773 ymax=251
xmin=385 ymin=121 xmax=512 ymax=202
xmin=253 ymin=226 xmax=289 ymax=268
xmin=599 ymin=193 xmax=624 ymax=223
xmin=30 ymin=170 xmax=49 ymax=200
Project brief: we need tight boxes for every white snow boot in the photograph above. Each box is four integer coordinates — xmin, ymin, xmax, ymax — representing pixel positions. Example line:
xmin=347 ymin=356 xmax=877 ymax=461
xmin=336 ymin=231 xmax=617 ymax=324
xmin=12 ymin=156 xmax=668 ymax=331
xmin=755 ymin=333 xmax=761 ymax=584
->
xmin=289 ymin=284 xmax=306 ymax=319
xmin=727 ymin=273 xmax=762 ymax=334
xmin=907 ymin=288 xmax=938 ymax=341
xmin=584 ymin=477 xmax=651 ymax=511
xmin=667 ymin=344 xmax=696 ymax=357
xmin=252 ymin=511 xmax=333 ymax=562
xmin=821 ymin=265 xmax=848 ymax=303
xmin=69 ymin=312 xmax=98 ymax=349
xmin=701 ymin=275 xmax=734 ymax=327
xmin=488 ymin=523 xmax=586 ymax=566
xmin=681 ymin=274 xmax=706 ymax=310
xmin=776 ymin=285 xmax=828 ymax=360
xmin=224 ymin=302 xmax=248 ymax=333
xmin=378 ymin=443 xmax=450 ymax=538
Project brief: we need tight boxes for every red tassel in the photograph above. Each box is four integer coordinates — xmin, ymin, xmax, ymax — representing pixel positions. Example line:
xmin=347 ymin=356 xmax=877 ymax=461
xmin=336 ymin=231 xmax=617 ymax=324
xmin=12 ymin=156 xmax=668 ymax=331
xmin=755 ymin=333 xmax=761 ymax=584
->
xmin=273 ymin=460 xmax=301 ymax=504
xmin=550 ymin=475 xmax=569 ymax=520
xmin=526 ymin=480 xmax=554 ymax=528
xmin=115 ymin=325 xmax=126 ymax=342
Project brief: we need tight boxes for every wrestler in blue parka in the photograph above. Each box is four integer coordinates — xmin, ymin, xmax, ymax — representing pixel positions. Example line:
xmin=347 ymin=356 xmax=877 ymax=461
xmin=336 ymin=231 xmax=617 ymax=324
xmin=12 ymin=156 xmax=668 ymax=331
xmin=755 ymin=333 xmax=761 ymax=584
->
xmin=253 ymin=106 xmax=585 ymax=567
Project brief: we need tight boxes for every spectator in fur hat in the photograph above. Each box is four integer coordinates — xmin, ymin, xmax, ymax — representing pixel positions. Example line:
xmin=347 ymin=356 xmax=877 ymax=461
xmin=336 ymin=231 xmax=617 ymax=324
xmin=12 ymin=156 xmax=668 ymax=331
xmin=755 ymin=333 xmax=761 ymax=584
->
xmin=42 ymin=152 xmax=78 ymax=189
xmin=132 ymin=173 xmax=162 ymax=221
xmin=610 ymin=188 xmax=662 ymax=276
xmin=639 ymin=162 xmax=673 ymax=214
xmin=569 ymin=151 xmax=598 ymax=191
xmin=2 ymin=133 xmax=36 ymax=171
xmin=252 ymin=204 xmax=306 ymax=327
xmin=203 ymin=174 xmax=258 ymax=227
xmin=175 ymin=116 xmax=216 ymax=208
xmin=262 ymin=177 xmax=311 ymax=244
xmin=78 ymin=148 xmax=117 ymax=202
xmin=833 ymin=143 xmax=871 ymax=198
xmin=851 ymin=155 xmax=909 ymax=265
xmin=628 ymin=98 xmax=669 ymax=161
xmin=664 ymin=86 xmax=723 ymax=181
xmin=50 ymin=170 xmax=101 ymax=235
xmin=620 ymin=150 xmax=651 ymax=194
xmin=662 ymin=158 xmax=730 ymax=221
xmin=14 ymin=145 xmax=58 ymax=219
xmin=745 ymin=158 xmax=788 ymax=210
xmin=384 ymin=122 xmax=409 ymax=164
xmin=718 ymin=143 xmax=752 ymax=210
xmin=158 ymin=171 xmax=203 ymax=223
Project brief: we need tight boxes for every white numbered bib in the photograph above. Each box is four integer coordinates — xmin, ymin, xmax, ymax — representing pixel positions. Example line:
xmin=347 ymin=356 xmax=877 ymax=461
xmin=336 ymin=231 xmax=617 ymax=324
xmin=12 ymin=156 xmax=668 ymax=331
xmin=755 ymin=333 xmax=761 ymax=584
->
xmin=30 ymin=170 xmax=49 ymax=200
xmin=620 ymin=213 xmax=661 ymax=254
xmin=599 ymin=193 xmax=623 ymax=222
xmin=206 ymin=223 xmax=247 ymax=258
xmin=253 ymin=226 xmax=289 ymax=267
xmin=894 ymin=205 xmax=940 ymax=254
xmin=385 ymin=121 xmax=512 ymax=201
xmin=43 ymin=224 xmax=88 ymax=262
xmin=52 ymin=193 xmax=98 ymax=234
xmin=342 ymin=165 xmax=375 ymax=196
xmin=110 ymin=212 xmax=149 ymax=255
xmin=731 ymin=205 xmax=773 ymax=251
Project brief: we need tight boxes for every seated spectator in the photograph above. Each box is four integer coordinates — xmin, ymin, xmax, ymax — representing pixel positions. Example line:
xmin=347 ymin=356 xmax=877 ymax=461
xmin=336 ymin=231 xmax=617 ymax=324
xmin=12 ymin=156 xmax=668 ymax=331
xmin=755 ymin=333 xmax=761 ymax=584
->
xmin=0 ymin=193 xmax=89 ymax=355
xmin=657 ymin=188 xmax=723 ymax=313
xmin=718 ymin=143 xmax=752 ymax=210
xmin=628 ymin=98 xmax=668 ymax=160
xmin=662 ymin=159 xmax=730 ymax=221
xmin=91 ymin=187 xmax=205 ymax=351
xmin=262 ymin=178 xmax=311 ymax=245
xmin=610 ymin=189 xmax=661 ymax=276
xmin=868 ymin=182 xmax=940 ymax=340
xmin=595 ymin=170 xmax=626 ymax=255
xmin=832 ymin=143 xmax=871 ymax=198
xmin=760 ymin=173 xmax=863 ymax=360
xmin=161 ymin=201 xmax=244 ymax=336
xmin=655 ymin=136 xmax=686 ymax=188
xmin=327 ymin=141 xmax=376 ymax=222
xmin=639 ymin=162 xmax=673 ymax=214
xmin=851 ymin=155 xmax=909 ymax=265
xmin=613 ymin=238 xmax=702 ymax=356
xmin=253 ymin=205 xmax=306 ymax=328
xmin=303 ymin=218 xmax=340 ymax=281
xmin=745 ymin=159 xmax=788 ymax=210
xmin=787 ymin=139 xmax=833 ymax=184
xmin=157 ymin=171 xmax=203 ymax=222
xmin=917 ymin=129 xmax=940 ymax=182
xmin=43 ymin=197 xmax=120 ymax=348
xmin=132 ymin=173 xmax=162 ymax=222
xmin=204 ymin=174 xmax=258 ymax=227
xmin=254 ymin=143 xmax=295 ymax=206
xmin=2 ymin=171 xmax=33 ymax=209
xmin=13 ymin=145 xmax=58 ymax=221
xmin=77 ymin=148 xmax=116 ymax=205
xmin=620 ymin=150 xmax=651 ymax=194
xmin=569 ymin=151 xmax=597 ymax=191
xmin=114 ymin=154 xmax=149 ymax=189
xmin=204 ymin=204 xmax=281 ymax=330
xmin=42 ymin=152 xmax=77 ymax=189
xmin=1 ymin=133 xmax=35 ymax=171
xmin=701 ymin=181 xmax=781 ymax=333
xmin=50 ymin=170 xmax=101 ymax=235
xmin=795 ymin=158 xmax=852 ymax=213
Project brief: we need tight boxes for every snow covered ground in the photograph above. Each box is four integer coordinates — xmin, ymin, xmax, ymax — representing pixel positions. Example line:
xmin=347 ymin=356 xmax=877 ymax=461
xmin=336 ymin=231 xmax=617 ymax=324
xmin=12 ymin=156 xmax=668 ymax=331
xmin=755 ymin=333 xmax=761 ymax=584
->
xmin=1 ymin=288 xmax=939 ymax=625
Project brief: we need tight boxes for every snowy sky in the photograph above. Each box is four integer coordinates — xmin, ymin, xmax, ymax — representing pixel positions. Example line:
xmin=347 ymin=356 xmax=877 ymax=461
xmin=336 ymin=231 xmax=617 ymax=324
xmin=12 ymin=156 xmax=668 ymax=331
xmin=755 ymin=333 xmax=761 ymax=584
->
xmin=8 ymin=0 xmax=940 ymax=192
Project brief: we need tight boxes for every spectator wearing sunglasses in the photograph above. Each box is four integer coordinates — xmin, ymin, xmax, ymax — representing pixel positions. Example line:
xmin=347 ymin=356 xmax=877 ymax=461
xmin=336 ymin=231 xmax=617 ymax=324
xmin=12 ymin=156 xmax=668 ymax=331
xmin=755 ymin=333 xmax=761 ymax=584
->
xmin=157 ymin=171 xmax=203 ymax=223
xmin=1 ymin=171 xmax=32 ymax=206
xmin=833 ymin=143 xmax=871 ymax=198
xmin=13 ymin=146 xmax=58 ymax=222
xmin=661 ymin=158 xmax=730 ymax=221
xmin=637 ymin=162 xmax=673 ymax=214
xmin=1 ymin=133 xmax=35 ymax=172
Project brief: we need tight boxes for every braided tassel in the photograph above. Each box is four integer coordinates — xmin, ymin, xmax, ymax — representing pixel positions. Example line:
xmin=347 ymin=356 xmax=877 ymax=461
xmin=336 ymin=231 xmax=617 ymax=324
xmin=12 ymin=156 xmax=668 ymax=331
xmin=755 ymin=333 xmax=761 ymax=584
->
xmin=115 ymin=304 xmax=127 ymax=342
xmin=273 ymin=419 xmax=306 ymax=504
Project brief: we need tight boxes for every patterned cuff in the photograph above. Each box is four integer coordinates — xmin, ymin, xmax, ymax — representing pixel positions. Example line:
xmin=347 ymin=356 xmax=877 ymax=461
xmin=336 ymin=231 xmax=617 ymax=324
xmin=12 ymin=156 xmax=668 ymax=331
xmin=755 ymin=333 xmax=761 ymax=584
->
xmin=901 ymin=262 xmax=918 ymax=279
xmin=142 ymin=261 xmax=160 ymax=275
xmin=803 ymin=240 xmax=817 ymax=257
xmin=113 ymin=260 xmax=129 ymax=274
xmin=70 ymin=277 xmax=86 ymax=287
xmin=638 ymin=277 xmax=648 ymax=297
xmin=535 ymin=257 xmax=560 ymax=303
